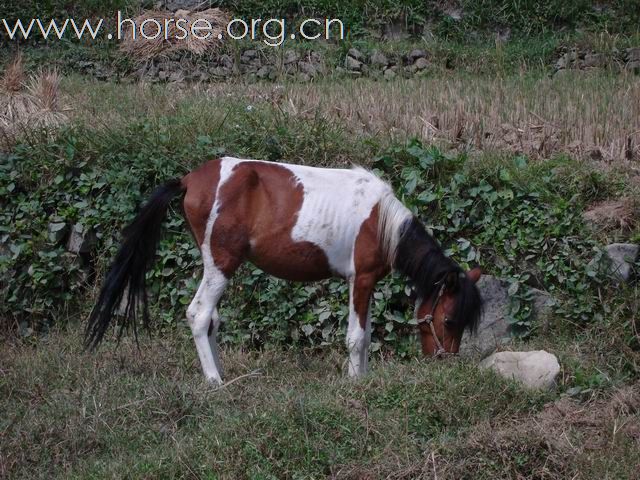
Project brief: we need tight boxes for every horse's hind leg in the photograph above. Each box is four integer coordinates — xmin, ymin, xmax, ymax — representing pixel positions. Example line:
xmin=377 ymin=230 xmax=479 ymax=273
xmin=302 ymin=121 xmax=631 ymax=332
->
xmin=187 ymin=266 xmax=228 ymax=384
xmin=208 ymin=307 xmax=223 ymax=378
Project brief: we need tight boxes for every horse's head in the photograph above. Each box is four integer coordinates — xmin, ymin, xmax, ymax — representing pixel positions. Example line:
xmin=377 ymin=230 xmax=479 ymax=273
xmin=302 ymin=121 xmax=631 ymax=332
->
xmin=415 ymin=267 xmax=482 ymax=357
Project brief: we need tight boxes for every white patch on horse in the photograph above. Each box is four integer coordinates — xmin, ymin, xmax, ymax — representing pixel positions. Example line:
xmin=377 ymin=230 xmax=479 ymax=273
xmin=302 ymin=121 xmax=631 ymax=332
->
xmin=284 ymin=164 xmax=391 ymax=277
xmin=202 ymin=156 xmax=241 ymax=270
xmin=378 ymin=192 xmax=412 ymax=266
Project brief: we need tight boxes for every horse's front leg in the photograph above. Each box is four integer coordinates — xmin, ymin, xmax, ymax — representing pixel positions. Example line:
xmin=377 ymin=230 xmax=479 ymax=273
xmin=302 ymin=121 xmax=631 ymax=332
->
xmin=346 ymin=276 xmax=374 ymax=378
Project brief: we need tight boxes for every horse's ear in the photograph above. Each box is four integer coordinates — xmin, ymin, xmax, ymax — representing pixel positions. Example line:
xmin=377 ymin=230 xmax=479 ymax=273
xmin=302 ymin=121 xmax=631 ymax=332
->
xmin=467 ymin=267 xmax=482 ymax=284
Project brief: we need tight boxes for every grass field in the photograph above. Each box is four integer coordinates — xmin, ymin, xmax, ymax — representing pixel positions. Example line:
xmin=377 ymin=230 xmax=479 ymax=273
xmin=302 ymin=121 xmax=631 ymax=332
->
xmin=2 ymin=56 xmax=640 ymax=478
xmin=1 ymin=330 xmax=639 ymax=479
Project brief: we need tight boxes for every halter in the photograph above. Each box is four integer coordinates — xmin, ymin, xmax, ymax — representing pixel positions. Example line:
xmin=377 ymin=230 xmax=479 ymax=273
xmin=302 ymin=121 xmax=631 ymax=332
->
xmin=416 ymin=282 xmax=447 ymax=357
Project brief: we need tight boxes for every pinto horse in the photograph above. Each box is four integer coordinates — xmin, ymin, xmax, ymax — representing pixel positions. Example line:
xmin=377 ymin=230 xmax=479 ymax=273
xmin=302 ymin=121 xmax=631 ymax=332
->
xmin=86 ymin=157 xmax=482 ymax=383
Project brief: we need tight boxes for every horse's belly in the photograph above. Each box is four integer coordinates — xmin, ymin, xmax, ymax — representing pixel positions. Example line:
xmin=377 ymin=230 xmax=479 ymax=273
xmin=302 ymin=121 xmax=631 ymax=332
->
xmin=248 ymin=239 xmax=335 ymax=281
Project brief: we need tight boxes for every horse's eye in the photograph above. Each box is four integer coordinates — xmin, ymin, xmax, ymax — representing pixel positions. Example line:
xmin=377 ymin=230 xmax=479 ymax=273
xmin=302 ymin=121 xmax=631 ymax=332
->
xmin=444 ymin=318 xmax=456 ymax=329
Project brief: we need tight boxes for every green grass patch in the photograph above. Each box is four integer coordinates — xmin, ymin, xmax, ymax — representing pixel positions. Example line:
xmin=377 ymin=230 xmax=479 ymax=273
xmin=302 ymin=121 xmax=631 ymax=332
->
xmin=0 ymin=331 xmax=552 ymax=479
xmin=2 ymin=331 xmax=638 ymax=479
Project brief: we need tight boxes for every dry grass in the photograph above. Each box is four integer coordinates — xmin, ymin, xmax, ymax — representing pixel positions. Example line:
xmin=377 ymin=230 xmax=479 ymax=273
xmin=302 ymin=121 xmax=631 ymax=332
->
xmin=0 ymin=54 xmax=37 ymax=147
xmin=583 ymin=197 xmax=639 ymax=232
xmin=60 ymin=71 xmax=640 ymax=168
xmin=434 ymin=385 xmax=640 ymax=479
xmin=276 ymin=73 xmax=640 ymax=164
xmin=331 ymin=383 xmax=640 ymax=479
xmin=0 ymin=54 xmax=37 ymax=125
xmin=25 ymin=69 xmax=68 ymax=129
xmin=0 ymin=57 xmax=69 ymax=148
xmin=119 ymin=8 xmax=229 ymax=61
xmin=0 ymin=52 xmax=25 ymax=93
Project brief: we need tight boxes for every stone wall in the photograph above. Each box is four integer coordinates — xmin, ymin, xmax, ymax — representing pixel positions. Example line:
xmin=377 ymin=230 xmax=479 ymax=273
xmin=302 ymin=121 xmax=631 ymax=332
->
xmin=68 ymin=43 xmax=640 ymax=85
xmin=554 ymin=47 xmax=640 ymax=75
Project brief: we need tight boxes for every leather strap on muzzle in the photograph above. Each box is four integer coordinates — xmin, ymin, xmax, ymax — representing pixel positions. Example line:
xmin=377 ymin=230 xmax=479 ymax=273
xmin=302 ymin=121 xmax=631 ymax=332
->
xmin=416 ymin=283 xmax=447 ymax=357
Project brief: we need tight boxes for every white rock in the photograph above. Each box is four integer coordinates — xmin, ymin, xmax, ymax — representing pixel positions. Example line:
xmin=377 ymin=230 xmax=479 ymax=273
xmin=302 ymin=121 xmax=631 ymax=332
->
xmin=604 ymin=243 xmax=639 ymax=282
xmin=479 ymin=350 xmax=560 ymax=390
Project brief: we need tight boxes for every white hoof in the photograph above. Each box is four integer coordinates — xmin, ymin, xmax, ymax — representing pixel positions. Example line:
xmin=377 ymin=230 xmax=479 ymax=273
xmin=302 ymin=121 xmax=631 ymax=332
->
xmin=206 ymin=375 xmax=223 ymax=386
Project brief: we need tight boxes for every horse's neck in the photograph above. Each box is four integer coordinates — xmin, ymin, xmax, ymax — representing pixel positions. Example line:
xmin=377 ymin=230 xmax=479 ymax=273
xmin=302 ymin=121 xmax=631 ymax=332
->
xmin=394 ymin=217 xmax=451 ymax=291
xmin=396 ymin=217 xmax=442 ymax=261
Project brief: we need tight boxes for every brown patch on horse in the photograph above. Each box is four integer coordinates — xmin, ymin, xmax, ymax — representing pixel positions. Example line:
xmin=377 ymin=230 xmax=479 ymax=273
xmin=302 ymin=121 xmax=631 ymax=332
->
xmin=212 ymin=161 xmax=332 ymax=280
xmin=352 ymin=204 xmax=390 ymax=328
xmin=182 ymin=159 xmax=221 ymax=245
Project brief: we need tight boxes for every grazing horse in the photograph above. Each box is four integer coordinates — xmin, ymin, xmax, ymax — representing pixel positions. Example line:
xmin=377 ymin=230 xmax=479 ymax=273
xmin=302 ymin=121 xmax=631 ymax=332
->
xmin=86 ymin=157 xmax=483 ymax=383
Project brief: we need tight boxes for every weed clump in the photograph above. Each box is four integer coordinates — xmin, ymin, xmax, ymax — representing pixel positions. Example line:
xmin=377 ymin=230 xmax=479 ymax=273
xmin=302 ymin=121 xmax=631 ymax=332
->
xmin=0 ymin=53 xmax=68 ymax=149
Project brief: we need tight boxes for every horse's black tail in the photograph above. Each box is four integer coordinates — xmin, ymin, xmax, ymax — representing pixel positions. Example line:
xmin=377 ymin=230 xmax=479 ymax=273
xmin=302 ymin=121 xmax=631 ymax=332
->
xmin=85 ymin=179 xmax=186 ymax=350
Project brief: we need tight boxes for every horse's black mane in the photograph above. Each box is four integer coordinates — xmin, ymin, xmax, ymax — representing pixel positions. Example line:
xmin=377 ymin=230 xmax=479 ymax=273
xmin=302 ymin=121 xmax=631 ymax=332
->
xmin=394 ymin=217 xmax=482 ymax=333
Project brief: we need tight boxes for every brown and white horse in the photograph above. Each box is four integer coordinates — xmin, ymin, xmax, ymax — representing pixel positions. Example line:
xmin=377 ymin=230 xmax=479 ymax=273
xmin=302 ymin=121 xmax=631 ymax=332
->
xmin=86 ymin=157 xmax=482 ymax=383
